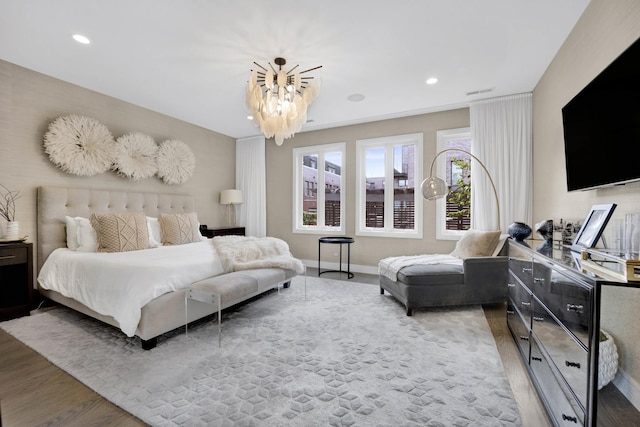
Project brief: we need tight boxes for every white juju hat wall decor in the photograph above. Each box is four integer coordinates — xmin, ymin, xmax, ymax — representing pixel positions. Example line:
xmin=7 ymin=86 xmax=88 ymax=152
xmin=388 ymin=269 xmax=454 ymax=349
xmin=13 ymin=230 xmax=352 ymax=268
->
xmin=43 ymin=114 xmax=116 ymax=176
xmin=246 ymin=57 xmax=322 ymax=146
xmin=156 ymin=139 xmax=195 ymax=185
xmin=114 ymin=132 xmax=158 ymax=181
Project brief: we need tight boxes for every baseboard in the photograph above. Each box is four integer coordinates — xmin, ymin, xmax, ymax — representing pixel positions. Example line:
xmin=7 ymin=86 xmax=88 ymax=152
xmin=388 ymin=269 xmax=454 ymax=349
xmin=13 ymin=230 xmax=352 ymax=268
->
xmin=612 ymin=368 xmax=640 ymax=412
xmin=300 ymin=259 xmax=378 ymax=276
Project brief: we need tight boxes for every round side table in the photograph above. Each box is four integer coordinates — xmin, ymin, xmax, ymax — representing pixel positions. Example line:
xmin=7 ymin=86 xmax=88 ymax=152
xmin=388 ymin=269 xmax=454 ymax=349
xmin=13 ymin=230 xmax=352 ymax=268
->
xmin=318 ymin=236 xmax=355 ymax=279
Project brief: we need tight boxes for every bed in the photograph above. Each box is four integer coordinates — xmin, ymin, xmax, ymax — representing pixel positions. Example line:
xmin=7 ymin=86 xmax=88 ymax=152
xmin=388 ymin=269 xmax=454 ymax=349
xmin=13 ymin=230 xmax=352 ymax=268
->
xmin=36 ymin=185 xmax=300 ymax=349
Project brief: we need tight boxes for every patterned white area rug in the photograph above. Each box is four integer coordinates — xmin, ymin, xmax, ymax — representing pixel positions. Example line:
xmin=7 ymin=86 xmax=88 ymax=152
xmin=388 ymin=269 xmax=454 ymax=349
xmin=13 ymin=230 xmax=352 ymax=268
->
xmin=1 ymin=276 xmax=521 ymax=426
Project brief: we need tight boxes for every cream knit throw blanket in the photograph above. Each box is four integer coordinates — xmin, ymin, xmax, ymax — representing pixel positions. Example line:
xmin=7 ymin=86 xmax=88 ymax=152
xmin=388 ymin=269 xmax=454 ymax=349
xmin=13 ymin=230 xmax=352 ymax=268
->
xmin=212 ymin=235 xmax=305 ymax=274
xmin=378 ymin=254 xmax=462 ymax=282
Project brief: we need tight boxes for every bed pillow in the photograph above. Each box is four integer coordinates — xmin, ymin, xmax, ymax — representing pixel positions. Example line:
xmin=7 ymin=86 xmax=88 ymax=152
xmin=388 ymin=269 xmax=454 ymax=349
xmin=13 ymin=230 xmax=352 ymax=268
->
xmin=64 ymin=216 xmax=79 ymax=250
xmin=75 ymin=217 xmax=98 ymax=252
xmin=159 ymin=212 xmax=201 ymax=245
xmin=146 ymin=217 xmax=162 ymax=248
xmin=450 ymin=229 xmax=501 ymax=259
xmin=90 ymin=212 xmax=150 ymax=253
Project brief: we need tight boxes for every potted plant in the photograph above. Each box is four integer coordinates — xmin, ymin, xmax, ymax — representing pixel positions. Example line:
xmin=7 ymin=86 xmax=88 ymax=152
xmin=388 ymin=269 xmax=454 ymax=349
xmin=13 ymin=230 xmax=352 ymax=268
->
xmin=0 ymin=184 xmax=21 ymax=240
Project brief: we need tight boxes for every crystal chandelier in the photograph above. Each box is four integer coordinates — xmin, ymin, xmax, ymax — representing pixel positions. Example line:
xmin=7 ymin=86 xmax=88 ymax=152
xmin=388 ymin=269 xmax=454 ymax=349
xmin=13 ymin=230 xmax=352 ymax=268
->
xmin=246 ymin=57 xmax=322 ymax=146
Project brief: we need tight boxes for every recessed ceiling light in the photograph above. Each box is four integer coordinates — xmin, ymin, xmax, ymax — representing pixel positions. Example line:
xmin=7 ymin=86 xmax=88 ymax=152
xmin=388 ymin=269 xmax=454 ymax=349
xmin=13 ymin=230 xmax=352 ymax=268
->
xmin=72 ymin=34 xmax=91 ymax=44
xmin=247 ymin=115 xmax=253 ymax=120
xmin=426 ymin=77 xmax=438 ymax=85
xmin=347 ymin=94 xmax=365 ymax=102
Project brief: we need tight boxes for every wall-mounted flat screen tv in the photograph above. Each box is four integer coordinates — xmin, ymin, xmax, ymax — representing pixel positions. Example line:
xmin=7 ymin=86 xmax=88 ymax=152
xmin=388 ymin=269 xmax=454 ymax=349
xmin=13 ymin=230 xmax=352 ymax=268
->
xmin=562 ymin=37 xmax=640 ymax=191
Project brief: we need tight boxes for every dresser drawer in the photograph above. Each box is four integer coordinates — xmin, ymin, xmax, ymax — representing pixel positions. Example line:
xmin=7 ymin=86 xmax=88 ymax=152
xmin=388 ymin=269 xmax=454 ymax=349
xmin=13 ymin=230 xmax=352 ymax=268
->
xmin=508 ymin=272 xmax=533 ymax=319
xmin=532 ymin=298 xmax=589 ymax=409
xmin=0 ymin=247 xmax=27 ymax=266
xmin=539 ymin=271 xmax=592 ymax=348
xmin=509 ymin=259 xmax=533 ymax=289
xmin=530 ymin=335 xmax=585 ymax=426
xmin=507 ymin=298 xmax=531 ymax=360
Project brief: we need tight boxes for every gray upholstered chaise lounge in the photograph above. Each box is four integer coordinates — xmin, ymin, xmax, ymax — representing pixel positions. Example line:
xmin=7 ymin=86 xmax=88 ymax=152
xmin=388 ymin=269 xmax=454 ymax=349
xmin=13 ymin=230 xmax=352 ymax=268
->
xmin=379 ymin=230 xmax=508 ymax=316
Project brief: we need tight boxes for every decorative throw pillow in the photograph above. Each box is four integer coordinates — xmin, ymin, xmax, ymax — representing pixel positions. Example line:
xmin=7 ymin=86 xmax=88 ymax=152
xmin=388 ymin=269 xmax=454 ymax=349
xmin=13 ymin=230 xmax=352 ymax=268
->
xmin=491 ymin=233 xmax=510 ymax=257
xmin=90 ymin=212 xmax=150 ymax=253
xmin=450 ymin=229 xmax=501 ymax=259
xmin=158 ymin=212 xmax=201 ymax=245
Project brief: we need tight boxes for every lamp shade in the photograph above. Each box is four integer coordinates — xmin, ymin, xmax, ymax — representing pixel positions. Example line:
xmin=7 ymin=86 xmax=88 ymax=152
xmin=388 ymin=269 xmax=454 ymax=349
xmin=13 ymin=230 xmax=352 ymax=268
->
xmin=220 ymin=189 xmax=243 ymax=205
xmin=420 ymin=177 xmax=449 ymax=200
xmin=421 ymin=148 xmax=501 ymax=229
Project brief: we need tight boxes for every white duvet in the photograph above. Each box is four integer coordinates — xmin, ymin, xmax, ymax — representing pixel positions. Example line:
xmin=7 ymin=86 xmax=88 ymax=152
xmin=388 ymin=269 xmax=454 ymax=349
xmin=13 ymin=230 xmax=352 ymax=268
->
xmin=37 ymin=241 xmax=224 ymax=337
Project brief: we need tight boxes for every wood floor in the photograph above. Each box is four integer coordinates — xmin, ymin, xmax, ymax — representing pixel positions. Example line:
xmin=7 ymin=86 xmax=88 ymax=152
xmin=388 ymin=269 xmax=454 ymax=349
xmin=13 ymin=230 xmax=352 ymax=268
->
xmin=1 ymin=270 xmax=638 ymax=426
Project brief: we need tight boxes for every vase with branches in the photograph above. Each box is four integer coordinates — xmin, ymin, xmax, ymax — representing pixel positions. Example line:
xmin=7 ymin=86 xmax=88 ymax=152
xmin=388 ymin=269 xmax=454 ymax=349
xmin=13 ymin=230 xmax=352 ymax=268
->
xmin=0 ymin=184 xmax=20 ymax=222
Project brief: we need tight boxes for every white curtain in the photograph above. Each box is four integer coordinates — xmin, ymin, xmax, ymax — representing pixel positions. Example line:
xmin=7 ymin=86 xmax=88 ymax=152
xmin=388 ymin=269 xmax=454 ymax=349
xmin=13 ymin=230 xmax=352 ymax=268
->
xmin=235 ymin=136 xmax=266 ymax=237
xmin=470 ymin=93 xmax=532 ymax=232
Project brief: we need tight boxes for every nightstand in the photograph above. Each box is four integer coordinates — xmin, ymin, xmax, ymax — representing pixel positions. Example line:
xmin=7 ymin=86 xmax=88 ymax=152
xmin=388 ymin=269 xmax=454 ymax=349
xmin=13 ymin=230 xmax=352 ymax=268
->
xmin=199 ymin=226 xmax=245 ymax=238
xmin=0 ymin=242 xmax=33 ymax=320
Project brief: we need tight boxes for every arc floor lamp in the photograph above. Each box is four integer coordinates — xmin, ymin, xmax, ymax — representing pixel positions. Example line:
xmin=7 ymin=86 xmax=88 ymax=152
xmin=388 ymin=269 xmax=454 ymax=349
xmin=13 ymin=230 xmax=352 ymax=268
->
xmin=420 ymin=149 xmax=501 ymax=229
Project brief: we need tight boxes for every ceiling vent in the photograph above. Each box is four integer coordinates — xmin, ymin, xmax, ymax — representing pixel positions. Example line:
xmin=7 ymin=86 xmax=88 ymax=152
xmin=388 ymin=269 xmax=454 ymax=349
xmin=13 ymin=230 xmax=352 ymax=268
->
xmin=466 ymin=88 xmax=494 ymax=96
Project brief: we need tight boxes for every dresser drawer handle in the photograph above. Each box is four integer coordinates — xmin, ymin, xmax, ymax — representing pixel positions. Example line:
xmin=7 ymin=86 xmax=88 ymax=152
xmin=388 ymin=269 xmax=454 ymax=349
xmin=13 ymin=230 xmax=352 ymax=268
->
xmin=566 ymin=304 xmax=584 ymax=314
xmin=0 ymin=255 xmax=16 ymax=260
xmin=533 ymin=316 xmax=544 ymax=322
xmin=521 ymin=302 xmax=531 ymax=307
xmin=565 ymin=360 xmax=581 ymax=369
xmin=506 ymin=309 xmax=515 ymax=315
xmin=532 ymin=356 xmax=542 ymax=362
xmin=519 ymin=335 xmax=529 ymax=341
xmin=507 ymin=283 xmax=515 ymax=288
xmin=522 ymin=267 xmax=532 ymax=273
xmin=533 ymin=277 xmax=545 ymax=284
xmin=562 ymin=413 xmax=578 ymax=423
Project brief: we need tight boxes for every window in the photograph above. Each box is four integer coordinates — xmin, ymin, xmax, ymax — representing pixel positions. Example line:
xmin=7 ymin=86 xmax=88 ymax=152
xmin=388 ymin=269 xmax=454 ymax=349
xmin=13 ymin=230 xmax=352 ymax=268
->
xmin=450 ymin=161 xmax=463 ymax=185
xmin=435 ymin=128 xmax=472 ymax=240
xmin=293 ymin=143 xmax=345 ymax=234
xmin=355 ymin=133 xmax=423 ymax=238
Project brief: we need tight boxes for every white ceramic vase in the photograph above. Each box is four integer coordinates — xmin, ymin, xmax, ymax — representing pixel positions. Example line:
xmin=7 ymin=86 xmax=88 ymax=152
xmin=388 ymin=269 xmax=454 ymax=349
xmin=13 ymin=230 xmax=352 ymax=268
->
xmin=3 ymin=221 xmax=19 ymax=240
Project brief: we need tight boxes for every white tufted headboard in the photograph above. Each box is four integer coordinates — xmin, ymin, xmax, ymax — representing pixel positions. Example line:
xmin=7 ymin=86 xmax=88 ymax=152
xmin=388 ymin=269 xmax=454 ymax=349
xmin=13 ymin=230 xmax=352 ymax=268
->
xmin=37 ymin=186 xmax=196 ymax=270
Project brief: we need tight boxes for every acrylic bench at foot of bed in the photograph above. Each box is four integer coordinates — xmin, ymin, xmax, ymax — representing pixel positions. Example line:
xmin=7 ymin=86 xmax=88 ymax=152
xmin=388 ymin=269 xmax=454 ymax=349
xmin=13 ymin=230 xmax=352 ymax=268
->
xmin=140 ymin=268 xmax=297 ymax=349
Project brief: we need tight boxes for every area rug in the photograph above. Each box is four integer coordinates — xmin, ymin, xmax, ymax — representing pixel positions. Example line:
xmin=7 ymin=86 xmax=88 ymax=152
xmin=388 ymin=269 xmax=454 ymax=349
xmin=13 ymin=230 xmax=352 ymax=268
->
xmin=1 ymin=276 xmax=521 ymax=426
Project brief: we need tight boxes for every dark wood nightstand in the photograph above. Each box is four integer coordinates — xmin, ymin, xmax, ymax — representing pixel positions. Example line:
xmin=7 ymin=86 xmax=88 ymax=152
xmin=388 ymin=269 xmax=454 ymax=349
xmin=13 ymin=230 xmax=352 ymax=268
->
xmin=199 ymin=226 xmax=245 ymax=238
xmin=0 ymin=242 xmax=33 ymax=320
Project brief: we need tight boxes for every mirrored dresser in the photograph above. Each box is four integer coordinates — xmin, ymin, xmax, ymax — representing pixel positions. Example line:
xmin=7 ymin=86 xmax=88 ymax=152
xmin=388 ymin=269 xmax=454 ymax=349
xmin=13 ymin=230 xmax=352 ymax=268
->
xmin=507 ymin=238 xmax=639 ymax=427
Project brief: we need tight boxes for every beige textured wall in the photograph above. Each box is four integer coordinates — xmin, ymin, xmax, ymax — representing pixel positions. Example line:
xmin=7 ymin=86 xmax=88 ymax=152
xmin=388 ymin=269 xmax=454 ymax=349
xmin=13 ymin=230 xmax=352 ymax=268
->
xmin=265 ymin=109 xmax=470 ymax=269
xmin=532 ymin=0 xmax=640 ymax=402
xmin=0 ymin=60 xmax=236 ymax=270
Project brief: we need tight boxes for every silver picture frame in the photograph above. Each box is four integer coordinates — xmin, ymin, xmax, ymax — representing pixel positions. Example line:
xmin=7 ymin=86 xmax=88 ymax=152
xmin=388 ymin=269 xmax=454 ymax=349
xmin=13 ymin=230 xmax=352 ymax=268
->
xmin=571 ymin=203 xmax=617 ymax=252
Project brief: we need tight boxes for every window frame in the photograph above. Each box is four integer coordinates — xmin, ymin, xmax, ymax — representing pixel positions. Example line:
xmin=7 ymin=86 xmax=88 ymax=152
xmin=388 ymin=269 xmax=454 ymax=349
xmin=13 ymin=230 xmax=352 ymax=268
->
xmin=292 ymin=142 xmax=346 ymax=235
xmin=435 ymin=127 xmax=471 ymax=240
xmin=355 ymin=133 xmax=423 ymax=239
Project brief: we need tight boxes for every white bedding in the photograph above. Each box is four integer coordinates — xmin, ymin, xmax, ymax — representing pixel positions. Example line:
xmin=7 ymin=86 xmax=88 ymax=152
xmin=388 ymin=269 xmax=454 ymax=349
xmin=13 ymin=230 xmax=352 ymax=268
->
xmin=37 ymin=240 xmax=224 ymax=337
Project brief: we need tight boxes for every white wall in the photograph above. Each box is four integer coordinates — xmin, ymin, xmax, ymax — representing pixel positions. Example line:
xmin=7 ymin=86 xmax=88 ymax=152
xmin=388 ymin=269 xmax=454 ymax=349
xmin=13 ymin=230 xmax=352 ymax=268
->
xmin=0 ymin=59 xmax=236 ymax=271
xmin=532 ymin=0 xmax=640 ymax=407
xmin=264 ymin=109 xmax=470 ymax=271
